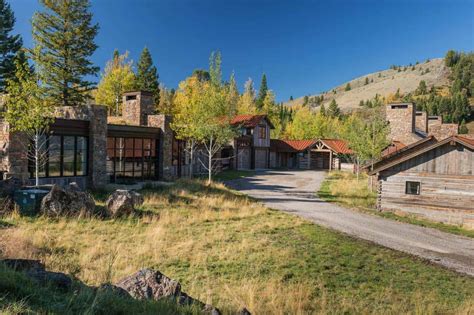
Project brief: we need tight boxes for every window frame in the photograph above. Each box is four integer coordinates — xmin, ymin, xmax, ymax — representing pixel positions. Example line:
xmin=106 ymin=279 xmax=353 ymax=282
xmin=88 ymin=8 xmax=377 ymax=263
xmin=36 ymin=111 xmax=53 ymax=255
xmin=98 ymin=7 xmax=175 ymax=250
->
xmin=405 ymin=181 xmax=421 ymax=195
xmin=28 ymin=135 xmax=89 ymax=179
xmin=258 ymin=124 xmax=267 ymax=139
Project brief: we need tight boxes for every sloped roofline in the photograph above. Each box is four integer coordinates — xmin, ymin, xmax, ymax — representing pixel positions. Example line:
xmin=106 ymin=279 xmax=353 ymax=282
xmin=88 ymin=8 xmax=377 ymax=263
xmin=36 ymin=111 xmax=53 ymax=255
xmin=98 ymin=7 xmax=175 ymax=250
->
xmin=368 ymin=135 xmax=474 ymax=175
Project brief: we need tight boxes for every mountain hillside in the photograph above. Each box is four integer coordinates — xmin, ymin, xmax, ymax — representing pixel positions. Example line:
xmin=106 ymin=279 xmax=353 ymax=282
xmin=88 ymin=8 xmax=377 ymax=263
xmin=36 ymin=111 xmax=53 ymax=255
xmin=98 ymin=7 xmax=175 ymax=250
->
xmin=286 ymin=58 xmax=451 ymax=111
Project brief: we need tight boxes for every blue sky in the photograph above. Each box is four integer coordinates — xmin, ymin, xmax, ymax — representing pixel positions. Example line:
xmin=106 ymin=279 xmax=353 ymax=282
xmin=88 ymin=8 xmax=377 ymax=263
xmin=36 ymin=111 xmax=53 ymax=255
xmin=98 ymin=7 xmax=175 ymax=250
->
xmin=9 ymin=0 xmax=474 ymax=102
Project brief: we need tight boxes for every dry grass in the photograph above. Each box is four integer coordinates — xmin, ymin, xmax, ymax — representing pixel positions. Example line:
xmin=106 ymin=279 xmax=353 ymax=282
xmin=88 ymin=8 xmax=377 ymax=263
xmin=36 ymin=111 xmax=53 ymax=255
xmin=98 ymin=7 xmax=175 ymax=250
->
xmin=1 ymin=179 xmax=473 ymax=314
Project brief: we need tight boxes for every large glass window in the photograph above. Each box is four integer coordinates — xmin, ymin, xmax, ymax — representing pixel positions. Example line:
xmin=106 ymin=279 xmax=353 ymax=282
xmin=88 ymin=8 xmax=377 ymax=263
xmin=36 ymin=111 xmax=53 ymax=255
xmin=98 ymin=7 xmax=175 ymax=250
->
xmin=28 ymin=135 xmax=88 ymax=178
xmin=106 ymin=136 xmax=159 ymax=182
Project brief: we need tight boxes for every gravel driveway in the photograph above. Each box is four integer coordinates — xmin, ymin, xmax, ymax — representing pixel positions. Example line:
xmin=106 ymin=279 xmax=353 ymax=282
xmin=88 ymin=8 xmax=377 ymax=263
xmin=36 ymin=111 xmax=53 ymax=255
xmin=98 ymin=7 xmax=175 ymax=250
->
xmin=226 ymin=170 xmax=474 ymax=276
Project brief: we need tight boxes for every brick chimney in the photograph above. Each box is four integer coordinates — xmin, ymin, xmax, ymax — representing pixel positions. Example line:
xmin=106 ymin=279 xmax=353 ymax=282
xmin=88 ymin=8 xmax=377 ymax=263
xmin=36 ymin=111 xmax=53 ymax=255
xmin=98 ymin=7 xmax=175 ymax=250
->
xmin=122 ymin=91 xmax=155 ymax=126
xmin=386 ymin=103 xmax=416 ymax=141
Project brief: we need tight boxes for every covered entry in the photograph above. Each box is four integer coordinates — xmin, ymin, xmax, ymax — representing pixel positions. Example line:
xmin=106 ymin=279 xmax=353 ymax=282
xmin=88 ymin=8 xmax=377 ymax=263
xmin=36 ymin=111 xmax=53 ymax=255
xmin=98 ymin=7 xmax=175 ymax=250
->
xmin=310 ymin=151 xmax=330 ymax=169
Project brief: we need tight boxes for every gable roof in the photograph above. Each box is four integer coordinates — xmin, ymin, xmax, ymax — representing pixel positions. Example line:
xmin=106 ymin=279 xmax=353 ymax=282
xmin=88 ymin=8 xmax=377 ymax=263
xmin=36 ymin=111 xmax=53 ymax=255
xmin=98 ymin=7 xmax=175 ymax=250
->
xmin=230 ymin=114 xmax=275 ymax=129
xmin=319 ymin=139 xmax=353 ymax=154
xmin=368 ymin=135 xmax=474 ymax=175
xmin=270 ymin=138 xmax=352 ymax=154
xmin=270 ymin=139 xmax=317 ymax=152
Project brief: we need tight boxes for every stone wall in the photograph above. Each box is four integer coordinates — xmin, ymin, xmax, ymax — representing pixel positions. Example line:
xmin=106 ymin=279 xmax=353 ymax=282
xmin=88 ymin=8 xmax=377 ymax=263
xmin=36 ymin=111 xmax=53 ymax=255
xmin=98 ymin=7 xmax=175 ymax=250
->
xmin=122 ymin=91 xmax=155 ymax=126
xmin=415 ymin=111 xmax=428 ymax=133
xmin=428 ymin=123 xmax=459 ymax=140
xmin=386 ymin=103 xmax=420 ymax=145
xmin=88 ymin=105 xmax=108 ymax=188
xmin=0 ymin=120 xmax=29 ymax=183
xmin=148 ymin=115 xmax=174 ymax=180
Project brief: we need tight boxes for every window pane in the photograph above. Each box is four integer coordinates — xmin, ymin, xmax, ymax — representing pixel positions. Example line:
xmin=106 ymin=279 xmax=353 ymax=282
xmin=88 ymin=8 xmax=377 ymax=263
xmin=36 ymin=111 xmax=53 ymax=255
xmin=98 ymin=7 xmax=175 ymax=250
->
xmin=63 ymin=136 xmax=74 ymax=150
xmin=107 ymin=137 xmax=115 ymax=149
xmin=49 ymin=163 xmax=61 ymax=177
xmin=405 ymin=181 xmax=420 ymax=195
xmin=76 ymin=137 xmax=87 ymax=175
xmin=63 ymin=162 xmax=74 ymax=176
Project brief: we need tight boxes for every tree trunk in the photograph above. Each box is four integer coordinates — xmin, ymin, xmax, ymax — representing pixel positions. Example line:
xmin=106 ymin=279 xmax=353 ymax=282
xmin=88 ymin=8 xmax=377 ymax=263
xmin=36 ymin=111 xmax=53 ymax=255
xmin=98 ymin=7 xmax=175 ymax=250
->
xmin=208 ymin=137 xmax=213 ymax=184
xmin=35 ymin=132 xmax=39 ymax=187
xmin=189 ymin=139 xmax=195 ymax=179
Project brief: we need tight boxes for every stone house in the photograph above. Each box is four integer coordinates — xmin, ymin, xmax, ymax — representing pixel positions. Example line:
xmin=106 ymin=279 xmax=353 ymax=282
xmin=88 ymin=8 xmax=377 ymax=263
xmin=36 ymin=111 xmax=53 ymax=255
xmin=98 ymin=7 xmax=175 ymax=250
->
xmin=0 ymin=91 xmax=176 ymax=190
xmin=368 ymin=135 xmax=474 ymax=228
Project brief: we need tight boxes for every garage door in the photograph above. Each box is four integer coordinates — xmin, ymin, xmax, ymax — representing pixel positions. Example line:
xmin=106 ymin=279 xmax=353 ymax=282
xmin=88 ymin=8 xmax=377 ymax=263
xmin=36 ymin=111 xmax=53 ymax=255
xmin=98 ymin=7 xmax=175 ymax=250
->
xmin=255 ymin=148 xmax=268 ymax=169
xmin=237 ymin=148 xmax=251 ymax=170
xmin=310 ymin=151 xmax=330 ymax=169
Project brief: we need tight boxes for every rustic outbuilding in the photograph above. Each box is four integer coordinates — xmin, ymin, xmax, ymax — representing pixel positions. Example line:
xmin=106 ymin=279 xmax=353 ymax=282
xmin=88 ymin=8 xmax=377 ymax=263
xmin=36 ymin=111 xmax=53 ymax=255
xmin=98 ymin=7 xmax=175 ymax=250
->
xmin=270 ymin=139 xmax=353 ymax=170
xmin=368 ymin=135 xmax=474 ymax=228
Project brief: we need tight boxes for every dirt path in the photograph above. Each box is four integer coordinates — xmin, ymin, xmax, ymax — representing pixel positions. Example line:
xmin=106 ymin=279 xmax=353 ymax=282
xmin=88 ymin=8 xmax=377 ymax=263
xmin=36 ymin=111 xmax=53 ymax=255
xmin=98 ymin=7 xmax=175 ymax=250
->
xmin=226 ymin=170 xmax=474 ymax=276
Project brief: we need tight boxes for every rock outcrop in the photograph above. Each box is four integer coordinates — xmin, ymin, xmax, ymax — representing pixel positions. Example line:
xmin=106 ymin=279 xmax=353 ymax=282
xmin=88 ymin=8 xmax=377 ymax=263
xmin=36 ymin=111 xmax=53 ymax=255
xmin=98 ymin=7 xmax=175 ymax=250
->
xmin=40 ymin=183 xmax=96 ymax=217
xmin=105 ymin=190 xmax=144 ymax=217
xmin=116 ymin=268 xmax=221 ymax=315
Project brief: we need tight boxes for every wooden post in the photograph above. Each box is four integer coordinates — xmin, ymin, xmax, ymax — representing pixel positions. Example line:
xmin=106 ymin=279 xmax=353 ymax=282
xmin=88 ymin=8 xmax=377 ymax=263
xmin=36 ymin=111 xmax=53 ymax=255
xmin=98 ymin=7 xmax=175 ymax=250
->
xmin=329 ymin=150 xmax=332 ymax=171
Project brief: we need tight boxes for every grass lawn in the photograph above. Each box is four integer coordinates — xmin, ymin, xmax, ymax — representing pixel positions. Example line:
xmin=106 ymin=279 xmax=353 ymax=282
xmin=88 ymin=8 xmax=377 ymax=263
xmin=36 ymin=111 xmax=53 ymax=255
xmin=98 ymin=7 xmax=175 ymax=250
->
xmin=318 ymin=171 xmax=474 ymax=238
xmin=1 ymin=180 xmax=473 ymax=314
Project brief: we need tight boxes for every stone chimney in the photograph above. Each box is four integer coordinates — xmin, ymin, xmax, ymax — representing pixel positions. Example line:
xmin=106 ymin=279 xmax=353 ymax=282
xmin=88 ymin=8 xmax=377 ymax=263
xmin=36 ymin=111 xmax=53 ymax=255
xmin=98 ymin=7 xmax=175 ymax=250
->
xmin=415 ymin=111 xmax=428 ymax=133
xmin=427 ymin=116 xmax=443 ymax=132
xmin=386 ymin=103 xmax=416 ymax=142
xmin=122 ymin=91 xmax=155 ymax=126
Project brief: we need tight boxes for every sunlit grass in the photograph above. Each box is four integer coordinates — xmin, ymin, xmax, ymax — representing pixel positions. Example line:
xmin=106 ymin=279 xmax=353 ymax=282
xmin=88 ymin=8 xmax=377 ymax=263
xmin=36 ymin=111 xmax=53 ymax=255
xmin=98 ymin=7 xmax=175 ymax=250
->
xmin=1 ymin=179 xmax=473 ymax=314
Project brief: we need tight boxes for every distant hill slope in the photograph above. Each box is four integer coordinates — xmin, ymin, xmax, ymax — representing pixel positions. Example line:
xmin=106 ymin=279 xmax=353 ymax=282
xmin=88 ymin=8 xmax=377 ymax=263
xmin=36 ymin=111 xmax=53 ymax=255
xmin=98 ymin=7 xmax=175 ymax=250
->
xmin=286 ymin=58 xmax=451 ymax=111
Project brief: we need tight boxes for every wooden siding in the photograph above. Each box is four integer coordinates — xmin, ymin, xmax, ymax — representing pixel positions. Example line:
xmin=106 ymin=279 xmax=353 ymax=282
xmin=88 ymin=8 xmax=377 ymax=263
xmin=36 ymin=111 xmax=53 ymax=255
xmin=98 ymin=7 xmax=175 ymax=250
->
xmin=378 ymin=142 xmax=474 ymax=228
xmin=255 ymin=148 xmax=268 ymax=169
xmin=252 ymin=122 xmax=270 ymax=148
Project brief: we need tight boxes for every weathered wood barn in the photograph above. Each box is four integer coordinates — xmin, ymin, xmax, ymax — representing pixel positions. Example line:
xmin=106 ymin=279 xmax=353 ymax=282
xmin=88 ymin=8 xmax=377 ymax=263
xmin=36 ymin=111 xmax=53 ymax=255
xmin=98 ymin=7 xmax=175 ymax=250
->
xmin=269 ymin=139 xmax=353 ymax=170
xmin=368 ymin=135 xmax=474 ymax=228
xmin=230 ymin=115 xmax=274 ymax=170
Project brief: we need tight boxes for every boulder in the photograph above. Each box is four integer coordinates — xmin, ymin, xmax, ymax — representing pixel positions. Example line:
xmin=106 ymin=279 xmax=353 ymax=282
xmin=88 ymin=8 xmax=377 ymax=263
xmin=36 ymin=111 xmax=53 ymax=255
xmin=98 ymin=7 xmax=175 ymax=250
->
xmin=237 ymin=307 xmax=252 ymax=315
xmin=105 ymin=190 xmax=144 ymax=218
xmin=116 ymin=269 xmax=181 ymax=300
xmin=1 ymin=258 xmax=71 ymax=290
xmin=116 ymin=268 xmax=221 ymax=314
xmin=40 ymin=183 xmax=96 ymax=217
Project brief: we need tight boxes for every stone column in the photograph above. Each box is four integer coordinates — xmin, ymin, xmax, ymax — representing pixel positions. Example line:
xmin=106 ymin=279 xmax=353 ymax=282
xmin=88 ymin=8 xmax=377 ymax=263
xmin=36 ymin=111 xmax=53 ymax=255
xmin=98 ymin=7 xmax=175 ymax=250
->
xmin=148 ymin=115 xmax=174 ymax=180
xmin=88 ymin=105 xmax=108 ymax=189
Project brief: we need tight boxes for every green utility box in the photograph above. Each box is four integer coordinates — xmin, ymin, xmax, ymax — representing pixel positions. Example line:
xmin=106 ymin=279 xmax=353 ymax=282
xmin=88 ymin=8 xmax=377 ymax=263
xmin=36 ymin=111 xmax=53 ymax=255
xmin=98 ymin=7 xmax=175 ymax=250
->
xmin=13 ymin=189 xmax=50 ymax=216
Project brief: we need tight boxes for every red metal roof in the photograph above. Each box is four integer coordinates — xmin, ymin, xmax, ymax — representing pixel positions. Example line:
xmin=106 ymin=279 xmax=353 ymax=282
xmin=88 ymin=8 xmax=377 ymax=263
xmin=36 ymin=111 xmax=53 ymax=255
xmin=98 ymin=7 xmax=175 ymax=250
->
xmin=455 ymin=135 xmax=474 ymax=146
xmin=270 ymin=139 xmax=318 ymax=152
xmin=270 ymin=138 xmax=352 ymax=154
xmin=320 ymin=139 xmax=353 ymax=154
xmin=382 ymin=141 xmax=406 ymax=157
xmin=230 ymin=114 xmax=274 ymax=128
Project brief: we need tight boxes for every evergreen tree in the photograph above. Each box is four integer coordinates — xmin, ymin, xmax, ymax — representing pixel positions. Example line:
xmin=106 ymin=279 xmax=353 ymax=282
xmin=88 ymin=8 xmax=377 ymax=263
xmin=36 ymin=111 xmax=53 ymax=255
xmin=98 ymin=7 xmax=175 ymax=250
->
xmin=289 ymin=95 xmax=293 ymax=101
xmin=31 ymin=0 xmax=99 ymax=106
xmin=417 ymin=80 xmax=427 ymax=95
xmin=365 ymin=77 xmax=369 ymax=85
xmin=303 ymin=95 xmax=309 ymax=106
xmin=226 ymin=72 xmax=239 ymax=116
xmin=327 ymin=99 xmax=340 ymax=118
xmin=256 ymin=73 xmax=268 ymax=110
xmin=136 ymin=47 xmax=160 ymax=104
xmin=319 ymin=103 xmax=326 ymax=116
xmin=209 ymin=51 xmax=222 ymax=86
xmin=459 ymin=119 xmax=468 ymax=134
xmin=345 ymin=83 xmax=351 ymax=91
xmin=0 ymin=0 xmax=23 ymax=92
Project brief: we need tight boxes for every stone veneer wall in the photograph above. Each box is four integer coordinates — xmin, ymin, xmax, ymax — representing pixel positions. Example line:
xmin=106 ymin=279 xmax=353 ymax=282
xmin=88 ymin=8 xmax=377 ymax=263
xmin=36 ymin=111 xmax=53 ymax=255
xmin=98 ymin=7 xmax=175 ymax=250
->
xmin=428 ymin=123 xmax=459 ymax=140
xmin=122 ymin=92 xmax=155 ymax=126
xmin=415 ymin=111 xmax=428 ymax=133
xmin=386 ymin=103 xmax=422 ymax=145
xmin=147 ymin=115 xmax=174 ymax=180
xmin=0 ymin=120 xmax=29 ymax=183
xmin=54 ymin=105 xmax=108 ymax=189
